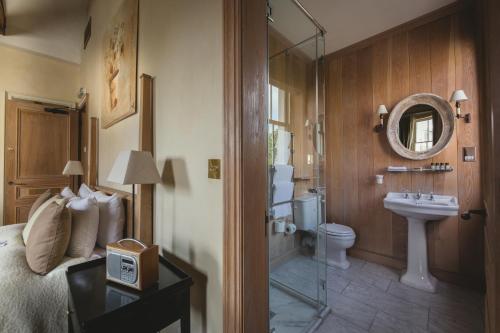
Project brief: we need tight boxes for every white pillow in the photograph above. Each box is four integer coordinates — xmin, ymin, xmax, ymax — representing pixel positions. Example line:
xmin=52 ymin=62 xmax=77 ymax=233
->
xmin=22 ymin=195 xmax=64 ymax=245
xmin=66 ymin=197 xmax=100 ymax=258
xmin=93 ymin=192 xmax=125 ymax=247
xmin=61 ymin=186 xmax=77 ymax=200
xmin=78 ymin=183 xmax=95 ymax=198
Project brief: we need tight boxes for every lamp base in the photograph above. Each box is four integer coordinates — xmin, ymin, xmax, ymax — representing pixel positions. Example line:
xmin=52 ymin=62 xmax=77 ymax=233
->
xmin=374 ymin=124 xmax=385 ymax=133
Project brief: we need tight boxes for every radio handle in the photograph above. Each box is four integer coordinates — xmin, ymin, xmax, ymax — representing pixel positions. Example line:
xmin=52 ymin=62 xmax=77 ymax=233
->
xmin=117 ymin=238 xmax=148 ymax=249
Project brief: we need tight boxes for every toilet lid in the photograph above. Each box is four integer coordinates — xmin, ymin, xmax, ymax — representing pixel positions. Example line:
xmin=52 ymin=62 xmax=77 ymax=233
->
xmin=321 ymin=223 xmax=354 ymax=236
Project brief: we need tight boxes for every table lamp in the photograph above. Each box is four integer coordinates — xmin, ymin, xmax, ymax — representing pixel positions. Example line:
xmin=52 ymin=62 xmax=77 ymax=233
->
xmin=107 ymin=150 xmax=162 ymax=231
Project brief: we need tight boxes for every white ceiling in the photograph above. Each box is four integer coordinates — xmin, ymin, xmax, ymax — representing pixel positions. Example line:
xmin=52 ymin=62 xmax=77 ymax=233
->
xmin=0 ymin=0 xmax=88 ymax=64
xmin=293 ymin=0 xmax=456 ymax=55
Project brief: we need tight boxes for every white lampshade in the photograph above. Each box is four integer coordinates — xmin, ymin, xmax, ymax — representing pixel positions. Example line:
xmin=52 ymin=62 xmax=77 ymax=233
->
xmin=450 ymin=90 xmax=468 ymax=102
xmin=377 ymin=105 xmax=389 ymax=115
xmin=62 ymin=161 xmax=84 ymax=175
xmin=107 ymin=150 xmax=161 ymax=185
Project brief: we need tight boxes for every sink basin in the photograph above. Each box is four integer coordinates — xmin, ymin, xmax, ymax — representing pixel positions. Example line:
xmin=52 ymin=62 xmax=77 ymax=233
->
xmin=384 ymin=192 xmax=459 ymax=292
xmin=384 ymin=192 xmax=459 ymax=220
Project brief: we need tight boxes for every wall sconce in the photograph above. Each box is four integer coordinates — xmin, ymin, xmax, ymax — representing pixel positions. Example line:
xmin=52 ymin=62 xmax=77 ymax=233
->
xmin=374 ymin=105 xmax=388 ymax=132
xmin=450 ymin=90 xmax=471 ymax=123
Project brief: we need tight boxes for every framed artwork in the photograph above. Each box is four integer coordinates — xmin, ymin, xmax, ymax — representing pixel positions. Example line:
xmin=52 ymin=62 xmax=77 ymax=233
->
xmin=101 ymin=0 xmax=138 ymax=129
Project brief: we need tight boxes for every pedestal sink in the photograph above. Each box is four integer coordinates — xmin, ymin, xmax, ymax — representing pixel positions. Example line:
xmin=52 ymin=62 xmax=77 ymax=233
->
xmin=384 ymin=192 xmax=459 ymax=292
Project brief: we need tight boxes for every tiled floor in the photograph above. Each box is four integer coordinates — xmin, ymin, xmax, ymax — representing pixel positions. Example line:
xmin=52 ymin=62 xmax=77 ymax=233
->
xmin=271 ymin=255 xmax=485 ymax=333
xmin=270 ymin=286 xmax=320 ymax=333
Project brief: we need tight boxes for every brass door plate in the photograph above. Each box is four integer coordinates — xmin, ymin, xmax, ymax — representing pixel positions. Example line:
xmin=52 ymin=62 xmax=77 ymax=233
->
xmin=208 ymin=159 xmax=221 ymax=179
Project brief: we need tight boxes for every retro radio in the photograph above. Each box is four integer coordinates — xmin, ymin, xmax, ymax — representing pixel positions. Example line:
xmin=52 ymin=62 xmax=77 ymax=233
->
xmin=106 ymin=239 xmax=159 ymax=291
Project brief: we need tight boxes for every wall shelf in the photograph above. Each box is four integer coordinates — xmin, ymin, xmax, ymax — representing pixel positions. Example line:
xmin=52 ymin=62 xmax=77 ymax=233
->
xmin=386 ymin=168 xmax=453 ymax=173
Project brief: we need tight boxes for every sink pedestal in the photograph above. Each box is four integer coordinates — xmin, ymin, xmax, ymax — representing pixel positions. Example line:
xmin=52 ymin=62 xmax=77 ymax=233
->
xmin=401 ymin=218 xmax=437 ymax=293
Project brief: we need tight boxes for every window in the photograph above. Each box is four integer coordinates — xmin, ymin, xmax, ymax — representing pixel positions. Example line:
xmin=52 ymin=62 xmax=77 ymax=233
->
xmin=268 ymin=84 xmax=289 ymax=125
xmin=414 ymin=117 xmax=433 ymax=152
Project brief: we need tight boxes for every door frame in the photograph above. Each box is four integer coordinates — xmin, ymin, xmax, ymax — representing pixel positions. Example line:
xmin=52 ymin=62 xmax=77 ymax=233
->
xmin=223 ymin=0 xmax=269 ymax=332
xmin=479 ymin=0 xmax=500 ymax=331
xmin=3 ymin=97 xmax=79 ymax=225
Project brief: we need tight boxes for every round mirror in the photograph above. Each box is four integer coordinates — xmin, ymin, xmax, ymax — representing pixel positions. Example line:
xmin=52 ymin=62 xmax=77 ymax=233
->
xmin=387 ymin=93 xmax=454 ymax=160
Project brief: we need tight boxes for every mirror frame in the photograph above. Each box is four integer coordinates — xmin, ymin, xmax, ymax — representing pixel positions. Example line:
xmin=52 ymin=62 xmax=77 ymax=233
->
xmin=386 ymin=93 xmax=455 ymax=160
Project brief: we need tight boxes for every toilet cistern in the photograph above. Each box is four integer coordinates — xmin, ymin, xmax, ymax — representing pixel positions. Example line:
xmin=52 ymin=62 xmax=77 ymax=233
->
xmin=383 ymin=192 xmax=459 ymax=292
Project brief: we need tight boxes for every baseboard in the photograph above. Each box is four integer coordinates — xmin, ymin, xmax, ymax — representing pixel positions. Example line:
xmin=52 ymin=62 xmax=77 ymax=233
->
xmin=348 ymin=248 xmax=485 ymax=292
xmin=348 ymin=248 xmax=405 ymax=270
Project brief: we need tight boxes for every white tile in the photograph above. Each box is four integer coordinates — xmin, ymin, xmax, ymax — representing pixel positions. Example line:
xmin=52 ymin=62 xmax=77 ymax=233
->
xmin=328 ymin=271 xmax=350 ymax=293
xmin=388 ymin=279 xmax=484 ymax=317
xmin=328 ymin=262 xmax=392 ymax=292
xmin=328 ymin=290 xmax=378 ymax=330
xmin=342 ymin=281 xmax=429 ymax=329
xmin=370 ymin=311 xmax=429 ymax=333
xmin=429 ymin=302 xmax=484 ymax=333
xmin=362 ymin=262 xmax=400 ymax=281
xmin=315 ymin=314 xmax=369 ymax=333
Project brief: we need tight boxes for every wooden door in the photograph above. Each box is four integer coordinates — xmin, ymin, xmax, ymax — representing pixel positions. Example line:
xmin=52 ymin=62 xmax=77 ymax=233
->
xmin=480 ymin=0 xmax=500 ymax=331
xmin=4 ymin=99 xmax=78 ymax=225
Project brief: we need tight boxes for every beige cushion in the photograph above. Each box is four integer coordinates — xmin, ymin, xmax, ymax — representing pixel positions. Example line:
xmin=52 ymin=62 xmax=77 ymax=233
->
xmin=25 ymin=198 xmax=71 ymax=275
xmin=66 ymin=196 xmax=100 ymax=258
xmin=23 ymin=195 xmax=63 ymax=245
xmin=28 ymin=190 xmax=51 ymax=220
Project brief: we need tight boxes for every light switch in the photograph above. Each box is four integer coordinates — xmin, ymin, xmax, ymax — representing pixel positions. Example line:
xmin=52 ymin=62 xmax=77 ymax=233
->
xmin=208 ymin=159 xmax=221 ymax=179
xmin=463 ymin=147 xmax=476 ymax=162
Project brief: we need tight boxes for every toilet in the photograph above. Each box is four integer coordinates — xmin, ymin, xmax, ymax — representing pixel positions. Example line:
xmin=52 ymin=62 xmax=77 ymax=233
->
xmin=294 ymin=194 xmax=356 ymax=270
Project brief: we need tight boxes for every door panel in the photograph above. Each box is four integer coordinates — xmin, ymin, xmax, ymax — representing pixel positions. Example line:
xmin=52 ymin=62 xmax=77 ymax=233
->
xmin=4 ymin=99 xmax=78 ymax=225
xmin=17 ymin=108 xmax=69 ymax=178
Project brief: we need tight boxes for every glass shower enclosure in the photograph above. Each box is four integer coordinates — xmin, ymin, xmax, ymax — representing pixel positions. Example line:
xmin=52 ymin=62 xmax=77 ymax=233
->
xmin=267 ymin=1 xmax=328 ymax=332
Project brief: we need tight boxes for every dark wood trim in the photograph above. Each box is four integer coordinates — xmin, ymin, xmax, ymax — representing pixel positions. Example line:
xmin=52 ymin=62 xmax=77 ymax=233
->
xmin=89 ymin=117 xmax=98 ymax=187
xmin=223 ymin=0 xmax=243 ymax=331
xmin=479 ymin=0 xmax=500 ymax=330
xmin=137 ymin=74 xmax=154 ymax=244
xmin=0 ymin=0 xmax=5 ymax=35
xmin=326 ymin=1 xmax=466 ymax=59
xmin=79 ymin=94 xmax=89 ymax=187
xmin=223 ymin=0 xmax=268 ymax=332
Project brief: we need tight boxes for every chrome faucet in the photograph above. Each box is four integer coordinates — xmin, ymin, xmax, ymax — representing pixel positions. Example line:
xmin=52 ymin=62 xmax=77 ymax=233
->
xmin=429 ymin=192 xmax=435 ymax=201
xmin=403 ymin=189 xmax=410 ymax=199
xmin=416 ymin=190 xmax=422 ymax=200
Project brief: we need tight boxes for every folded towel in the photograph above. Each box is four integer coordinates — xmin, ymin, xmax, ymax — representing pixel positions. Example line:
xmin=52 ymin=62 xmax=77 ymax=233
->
xmin=274 ymin=130 xmax=291 ymax=165
xmin=387 ymin=166 xmax=408 ymax=171
xmin=273 ymin=164 xmax=294 ymax=183
xmin=272 ymin=181 xmax=294 ymax=218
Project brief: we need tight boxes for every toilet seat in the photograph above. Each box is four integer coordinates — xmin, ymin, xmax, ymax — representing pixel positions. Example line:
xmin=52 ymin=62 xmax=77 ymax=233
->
xmin=321 ymin=223 xmax=355 ymax=238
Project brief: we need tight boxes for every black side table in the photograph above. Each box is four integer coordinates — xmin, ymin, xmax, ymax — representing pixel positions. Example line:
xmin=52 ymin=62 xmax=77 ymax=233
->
xmin=66 ymin=256 xmax=193 ymax=333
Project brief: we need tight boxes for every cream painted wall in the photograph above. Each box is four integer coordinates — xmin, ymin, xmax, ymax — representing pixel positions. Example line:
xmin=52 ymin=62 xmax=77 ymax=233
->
xmin=80 ymin=0 xmax=140 ymax=192
xmin=81 ymin=1 xmax=223 ymax=332
xmin=142 ymin=1 xmax=223 ymax=331
xmin=0 ymin=44 xmax=80 ymax=225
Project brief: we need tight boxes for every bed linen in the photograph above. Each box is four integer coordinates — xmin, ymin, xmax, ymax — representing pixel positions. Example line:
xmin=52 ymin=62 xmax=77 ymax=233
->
xmin=0 ymin=223 xmax=87 ymax=333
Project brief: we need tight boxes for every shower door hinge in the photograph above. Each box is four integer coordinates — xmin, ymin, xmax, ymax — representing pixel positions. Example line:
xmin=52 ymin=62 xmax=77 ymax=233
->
xmin=267 ymin=2 xmax=274 ymax=22
xmin=321 ymin=279 xmax=326 ymax=290
xmin=265 ymin=211 xmax=269 ymax=237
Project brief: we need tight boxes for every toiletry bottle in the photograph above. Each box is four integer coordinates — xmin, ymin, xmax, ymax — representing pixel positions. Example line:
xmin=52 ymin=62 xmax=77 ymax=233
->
xmin=430 ymin=163 xmax=435 ymax=171
xmin=445 ymin=163 xmax=451 ymax=171
xmin=440 ymin=163 xmax=445 ymax=171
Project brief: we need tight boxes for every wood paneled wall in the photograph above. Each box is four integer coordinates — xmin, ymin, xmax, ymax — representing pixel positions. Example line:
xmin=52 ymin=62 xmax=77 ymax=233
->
xmin=325 ymin=7 xmax=484 ymax=288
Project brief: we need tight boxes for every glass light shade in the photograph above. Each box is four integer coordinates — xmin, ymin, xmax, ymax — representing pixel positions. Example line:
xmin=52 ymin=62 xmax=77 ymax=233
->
xmin=377 ymin=105 xmax=389 ymax=115
xmin=450 ymin=90 xmax=468 ymax=102
xmin=62 ymin=161 xmax=84 ymax=175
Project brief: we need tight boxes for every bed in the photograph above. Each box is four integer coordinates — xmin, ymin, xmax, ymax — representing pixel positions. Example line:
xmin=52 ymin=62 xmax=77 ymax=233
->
xmin=0 ymin=187 xmax=132 ymax=333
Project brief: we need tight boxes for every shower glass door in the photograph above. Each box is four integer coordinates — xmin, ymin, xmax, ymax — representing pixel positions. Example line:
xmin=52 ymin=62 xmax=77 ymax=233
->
xmin=267 ymin=1 xmax=327 ymax=332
